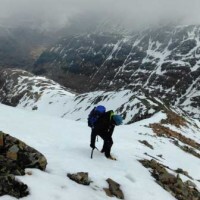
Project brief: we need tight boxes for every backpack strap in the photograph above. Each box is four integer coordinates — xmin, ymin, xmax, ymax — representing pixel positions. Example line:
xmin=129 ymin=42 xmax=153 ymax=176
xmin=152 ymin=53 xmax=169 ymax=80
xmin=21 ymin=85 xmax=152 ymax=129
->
xmin=109 ymin=111 xmax=114 ymax=121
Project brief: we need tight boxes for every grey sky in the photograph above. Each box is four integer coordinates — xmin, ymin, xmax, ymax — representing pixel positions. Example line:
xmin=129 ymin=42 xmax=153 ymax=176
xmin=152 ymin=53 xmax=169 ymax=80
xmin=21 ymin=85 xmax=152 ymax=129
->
xmin=0 ymin=0 xmax=200 ymax=30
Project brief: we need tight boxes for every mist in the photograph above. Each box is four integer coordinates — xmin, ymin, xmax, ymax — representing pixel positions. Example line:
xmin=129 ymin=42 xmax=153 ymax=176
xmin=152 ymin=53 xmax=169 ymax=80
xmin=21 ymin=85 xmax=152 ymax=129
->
xmin=0 ymin=0 xmax=200 ymax=31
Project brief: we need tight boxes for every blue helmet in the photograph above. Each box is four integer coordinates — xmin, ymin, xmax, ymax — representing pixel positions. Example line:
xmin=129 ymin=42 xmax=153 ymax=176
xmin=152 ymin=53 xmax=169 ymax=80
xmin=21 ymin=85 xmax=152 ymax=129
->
xmin=113 ymin=115 xmax=123 ymax=125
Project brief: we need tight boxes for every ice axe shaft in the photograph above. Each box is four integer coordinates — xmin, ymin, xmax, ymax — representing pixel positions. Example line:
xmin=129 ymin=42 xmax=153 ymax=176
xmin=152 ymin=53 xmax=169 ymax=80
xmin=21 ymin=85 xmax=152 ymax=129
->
xmin=91 ymin=147 xmax=99 ymax=159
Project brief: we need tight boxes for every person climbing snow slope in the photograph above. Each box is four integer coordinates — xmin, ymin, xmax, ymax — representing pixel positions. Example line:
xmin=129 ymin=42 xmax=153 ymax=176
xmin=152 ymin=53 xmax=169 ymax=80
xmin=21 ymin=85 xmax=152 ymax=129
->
xmin=90 ymin=109 xmax=123 ymax=160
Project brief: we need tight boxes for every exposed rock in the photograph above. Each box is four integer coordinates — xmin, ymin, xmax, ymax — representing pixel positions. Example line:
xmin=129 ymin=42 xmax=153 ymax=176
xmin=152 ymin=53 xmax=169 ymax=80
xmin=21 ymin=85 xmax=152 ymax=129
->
xmin=139 ymin=140 xmax=154 ymax=149
xmin=0 ymin=68 xmax=65 ymax=107
xmin=175 ymin=168 xmax=193 ymax=180
xmin=0 ymin=131 xmax=47 ymax=198
xmin=144 ymin=152 xmax=161 ymax=161
xmin=140 ymin=159 xmax=200 ymax=200
xmin=67 ymin=172 xmax=91 ymax=185
xmin=104 ymin=188 xmax=114 ymax=197
xmin=157 ymin=154 xmax=163 ymax=158
xmin=173 ymin=140 xmax=200 ymax=159
xmin=0 ymin=157 xmax=25 ymax=176
xmin=1 ymin=131 xmax=47 ymax=171
xmin=104 ymin=178 xmax=124 ymax=199
xmin=185 ymin=180 xmax=197 ymax=188
xmin=0 ymin=175 xmax=29 ymax=198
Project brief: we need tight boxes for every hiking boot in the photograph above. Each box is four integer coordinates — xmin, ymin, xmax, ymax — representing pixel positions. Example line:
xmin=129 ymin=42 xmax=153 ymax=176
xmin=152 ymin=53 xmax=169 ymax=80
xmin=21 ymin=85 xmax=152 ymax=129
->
xmin=101 ymin=149 xmax=105 ymax=153
xmin=107 ymin=155 xmax=117 ymax=160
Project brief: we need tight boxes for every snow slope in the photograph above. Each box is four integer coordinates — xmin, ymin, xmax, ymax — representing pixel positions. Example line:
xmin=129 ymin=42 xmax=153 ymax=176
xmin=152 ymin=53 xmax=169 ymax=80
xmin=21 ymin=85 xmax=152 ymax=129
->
xmin=0 ymin=103 xmax=200 ymax=200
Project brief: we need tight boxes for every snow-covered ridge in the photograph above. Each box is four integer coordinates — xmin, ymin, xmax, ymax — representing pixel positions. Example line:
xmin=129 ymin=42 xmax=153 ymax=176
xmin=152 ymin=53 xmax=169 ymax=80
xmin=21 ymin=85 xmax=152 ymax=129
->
xmin=0 ymin=68 xmax=184 ymax=124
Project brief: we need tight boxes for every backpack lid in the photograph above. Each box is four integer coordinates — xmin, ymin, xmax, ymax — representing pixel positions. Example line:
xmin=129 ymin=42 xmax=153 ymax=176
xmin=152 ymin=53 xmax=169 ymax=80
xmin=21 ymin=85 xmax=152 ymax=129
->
xmin=113 ymin=115 xmax=123 ymax=125
xmin=95 ymin=105 xmax=106 ymax=113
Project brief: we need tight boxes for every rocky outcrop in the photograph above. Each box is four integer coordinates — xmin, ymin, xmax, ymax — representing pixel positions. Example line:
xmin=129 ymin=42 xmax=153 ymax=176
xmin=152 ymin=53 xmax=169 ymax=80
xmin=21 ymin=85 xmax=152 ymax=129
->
xmin=139 ymin=140 xmax=154 ymax=149
xmin=0 ymin=68 xmax=73 ymax=108
xmin=67 ymin=172 xmax=91 ymax=185
xmin=0 ymin=69 xmax=34 ymax=106
xmin=0 ymin=131 xmax=47 ymax=198
xmin=0 ymin=175 xmax=29 ymax=198
xmin=140 ymin=159 xmax=200 ymax=200
xmin=173 ymin=140 xmax=200 ymax=159
xmin=0 ymin=131 xmax=47 ymax=171
xmin=104 ymin=178 xmax=124 ymax=199
xmin=66 ymin=173 xmax=124 ymax=199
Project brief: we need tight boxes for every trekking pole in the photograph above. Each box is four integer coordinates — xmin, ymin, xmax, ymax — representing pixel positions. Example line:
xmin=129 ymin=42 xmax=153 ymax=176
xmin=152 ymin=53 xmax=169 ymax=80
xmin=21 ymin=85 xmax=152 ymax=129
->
xmin=91 ymin=147 xmax=99 ymax=159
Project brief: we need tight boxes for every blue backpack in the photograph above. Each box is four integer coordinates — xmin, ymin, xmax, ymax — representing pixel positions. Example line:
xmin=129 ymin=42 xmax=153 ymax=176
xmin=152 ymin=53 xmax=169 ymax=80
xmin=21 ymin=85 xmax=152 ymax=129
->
xmin=88 ymin=105 xmax=106 ymax=128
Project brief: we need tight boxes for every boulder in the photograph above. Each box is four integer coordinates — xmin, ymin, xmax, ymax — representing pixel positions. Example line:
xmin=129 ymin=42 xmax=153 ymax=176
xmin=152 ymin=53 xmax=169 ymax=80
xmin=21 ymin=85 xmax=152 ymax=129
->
xmin=104 ymin=178 xmax=124 ymax=199
xmin=140 ymin=159 xmax=200 ymax=200
xmin=67 ymin=172 xmax=91 ymax=185
xmin=0 ymin=175 xmax=29 ymax=198
xmin=0 ymin=131 xmax=48 ymax=198
xmin=139 ymin=140 xmax=154 ymax=149
xmin=1 ymin=131 xmax=47 ymax=171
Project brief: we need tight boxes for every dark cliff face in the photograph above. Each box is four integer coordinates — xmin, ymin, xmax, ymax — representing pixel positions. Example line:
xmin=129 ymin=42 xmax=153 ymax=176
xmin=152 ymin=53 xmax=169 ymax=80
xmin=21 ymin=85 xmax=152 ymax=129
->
xmin=33 ymin=33 xmax=122 ymax=92
xmin=33 ymin=25 xmax=200 ymax=119
xmin=0 ymin=27 xmax=55 ymax=69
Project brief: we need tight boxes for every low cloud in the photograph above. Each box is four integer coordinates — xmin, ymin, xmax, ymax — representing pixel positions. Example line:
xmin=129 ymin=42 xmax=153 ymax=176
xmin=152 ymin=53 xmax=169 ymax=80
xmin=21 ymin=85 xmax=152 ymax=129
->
xmin=0 ymin=0 xmax=200 ymax=30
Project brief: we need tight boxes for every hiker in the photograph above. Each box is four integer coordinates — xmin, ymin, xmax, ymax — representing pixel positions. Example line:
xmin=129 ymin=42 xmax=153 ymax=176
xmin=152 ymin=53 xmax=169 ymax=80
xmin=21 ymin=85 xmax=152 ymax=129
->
xmin=89 ymin=109 xmax=123 ymax=160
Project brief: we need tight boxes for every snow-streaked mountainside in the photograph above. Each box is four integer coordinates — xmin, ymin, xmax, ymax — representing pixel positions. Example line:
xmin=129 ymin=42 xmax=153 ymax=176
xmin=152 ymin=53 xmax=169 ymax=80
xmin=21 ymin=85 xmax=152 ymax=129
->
xmin=33 ymin=25 xmax=200 ymax=120
xmin=0 ymin=68 xmax=190 ymax=124
xmin=0 ymin=99 xmax=200 ymax=200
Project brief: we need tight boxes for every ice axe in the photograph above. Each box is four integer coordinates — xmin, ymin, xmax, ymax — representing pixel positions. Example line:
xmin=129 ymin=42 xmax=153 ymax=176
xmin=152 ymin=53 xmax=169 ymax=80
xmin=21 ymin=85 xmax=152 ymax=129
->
xmin=91 ymin=147 xmax=99 ymax=159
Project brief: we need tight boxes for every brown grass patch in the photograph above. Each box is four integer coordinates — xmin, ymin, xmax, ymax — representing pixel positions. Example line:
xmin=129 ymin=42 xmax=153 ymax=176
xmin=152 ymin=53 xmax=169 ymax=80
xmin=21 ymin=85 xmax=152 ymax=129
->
xmin=150 ymin=123 xmax=200 ymax=150
xmin=161 ymin=111 xmax=187 ymax=128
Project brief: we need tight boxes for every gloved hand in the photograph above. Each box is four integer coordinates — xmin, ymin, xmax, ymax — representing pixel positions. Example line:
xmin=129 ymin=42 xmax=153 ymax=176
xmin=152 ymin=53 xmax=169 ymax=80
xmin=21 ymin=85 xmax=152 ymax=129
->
xmin=90 ymin=144 xmax=95 ymax=149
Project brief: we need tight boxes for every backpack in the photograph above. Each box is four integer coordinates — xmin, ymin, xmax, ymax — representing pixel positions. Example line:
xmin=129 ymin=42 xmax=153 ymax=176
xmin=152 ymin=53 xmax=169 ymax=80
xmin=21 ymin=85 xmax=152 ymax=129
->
xmin=88 ymin=105 xmax=106 ymax=128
